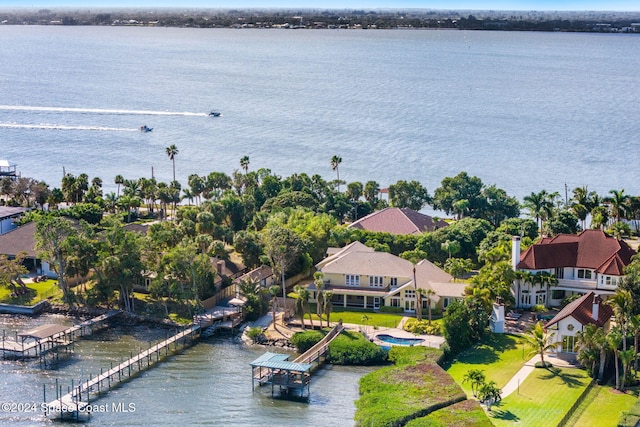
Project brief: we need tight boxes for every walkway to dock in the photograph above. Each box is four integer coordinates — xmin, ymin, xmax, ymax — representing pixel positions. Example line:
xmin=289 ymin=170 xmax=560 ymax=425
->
xmin=0 ymin=310 xmax=120 ymax=359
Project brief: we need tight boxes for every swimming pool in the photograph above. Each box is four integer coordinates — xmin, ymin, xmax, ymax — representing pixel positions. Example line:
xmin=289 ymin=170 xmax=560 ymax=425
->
xmin=376 ymin=334 xmax=425 ymax=346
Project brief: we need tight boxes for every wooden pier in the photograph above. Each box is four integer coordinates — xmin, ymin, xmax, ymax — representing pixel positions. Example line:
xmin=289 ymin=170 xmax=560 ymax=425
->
xmin=0 ymin=310 xmax=120 ymax=360
xmin=251 ymin=323 xmax=344 ymax=398
xmin=45 ymin=324 xmax=201 ymax=421
xmin=44 ymin=305 xmax=242 ymax=420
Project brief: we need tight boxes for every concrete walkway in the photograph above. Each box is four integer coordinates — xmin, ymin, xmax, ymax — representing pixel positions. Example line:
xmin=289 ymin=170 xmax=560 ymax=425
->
xmin=501 ymin=353 xmax=579 ymax=398
xmin=501 ymin=355 xmax=538 ymax=398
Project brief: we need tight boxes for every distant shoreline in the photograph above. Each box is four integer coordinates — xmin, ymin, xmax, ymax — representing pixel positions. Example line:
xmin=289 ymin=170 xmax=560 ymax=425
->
xmin=1 ymin=8 xmax=639 ymax=33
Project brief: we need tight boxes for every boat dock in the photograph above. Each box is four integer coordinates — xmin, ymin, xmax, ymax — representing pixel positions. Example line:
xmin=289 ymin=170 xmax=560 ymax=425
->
xmin=45 ymin=324 xmax=201 ymax=421
xmin=0 ymin=310 xmax=120 ymax=359
xmin=44 ymin=305 xmax=242 ymax=420
xmin=250 ymin=323 xmax=344 ymax=398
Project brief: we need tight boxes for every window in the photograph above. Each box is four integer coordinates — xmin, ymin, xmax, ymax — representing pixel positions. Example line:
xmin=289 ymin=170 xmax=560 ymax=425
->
xmin=521 ymin=290 xmax=531 ymax=306
xmin=345 ymin=274 xmax=360 ymax=287
xmin=604 ymin=276 xmax=618 ymax=286
xmin=405 ymin=289 xmax=415 ymax=299
xmin=555 ymin=268 xmax=564 ymax=279
xmin=562 ymin=335 xmax=575 ymax=353
xmin=551 ymin=290 xmax=565 ymax=300
xmin=390 ymin=277 xmax=398 ymax=287
xmin=577 ymin=269 xmax=592 ymax=279
xmin=390 ymin=298 xmax=400 ymax=307
xmin=536 ymin=291 xmax=546 ymax=305
xmin=443 ymin=298 xmax=450 ymax=308
xmin=369 ymin=276 xmax=384 ymax=288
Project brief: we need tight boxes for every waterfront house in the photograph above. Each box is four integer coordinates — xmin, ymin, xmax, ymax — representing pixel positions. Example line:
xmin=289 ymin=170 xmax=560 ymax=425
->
xmin=511 ymin=230 xmax=636 ymax=308
xmin=233 ymin=265 xmax=274 ymax=289
xmin=311 ymin=241 xmax=465 ymax=312
xmin=0 ymin=221 xmax=56 ymax=276
xmin=544 ymin=291 xmax=613 ymax=354
xmin=347 ymin=207 xmax=448 ymax=235
xmin=0 ymin=206 xmax=29 ymax=235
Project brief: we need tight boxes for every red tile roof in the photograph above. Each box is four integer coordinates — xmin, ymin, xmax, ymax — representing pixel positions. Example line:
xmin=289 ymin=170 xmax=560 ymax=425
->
xmin=545 ymin=291 xmax=612 ymax=328
xmin=347 ymin=207 xmax=448 ymax=235
xmin=518 ymin=229 xmax=635 ymax=276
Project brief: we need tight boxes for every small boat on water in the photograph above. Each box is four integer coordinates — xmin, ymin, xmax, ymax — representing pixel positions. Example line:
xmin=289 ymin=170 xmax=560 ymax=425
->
xmin=140 ymin=125 xmax=153 ymax=132
xmin=208 ymin=111 xmax=221 ymax=117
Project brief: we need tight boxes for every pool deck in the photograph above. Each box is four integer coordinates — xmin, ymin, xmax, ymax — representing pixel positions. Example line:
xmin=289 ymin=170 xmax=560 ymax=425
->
xmin=355 ymin=320 xmax=445 ymax=349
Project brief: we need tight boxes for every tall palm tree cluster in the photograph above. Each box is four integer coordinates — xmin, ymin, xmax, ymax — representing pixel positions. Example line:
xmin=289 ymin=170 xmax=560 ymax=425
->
xmin=524 ymin=186 xmax=640 ymax=238
xmin=576 ymin=287 xmax=640 ymax=391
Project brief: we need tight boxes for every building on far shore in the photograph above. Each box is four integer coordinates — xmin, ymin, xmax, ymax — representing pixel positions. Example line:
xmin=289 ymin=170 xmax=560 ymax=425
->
xmin=347 ymin=207 xmax=448 ymax=235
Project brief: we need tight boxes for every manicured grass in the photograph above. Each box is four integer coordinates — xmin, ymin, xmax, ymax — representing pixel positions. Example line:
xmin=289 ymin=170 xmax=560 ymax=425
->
xmin=0 ymin=280 xmax=62 ymax=305
xmin=568 ymin=385 xmax=639 ymax=427
xmin=489 ymin=367 xmax=591 ymax=427
xmin=406 ymin=399 xmax=493 ymax=427
xmin=307 ymin=304 xmax=404 ymax=328
xmin=444 ymin=333 xmax=527 ymax=396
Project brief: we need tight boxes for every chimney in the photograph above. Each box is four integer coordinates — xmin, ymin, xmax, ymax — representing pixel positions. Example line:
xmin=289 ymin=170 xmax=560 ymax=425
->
xmin=216 ymin=260 xmax=224 ymax=275
xmin=592 ymin=294 xmax=599 ymax=322
xmin=511 ymin=236 xmax=521 ymax=270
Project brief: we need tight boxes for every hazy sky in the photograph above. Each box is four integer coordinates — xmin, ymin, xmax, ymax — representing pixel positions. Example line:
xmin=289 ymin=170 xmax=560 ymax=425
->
xmin=4 ymin=1 xmax=639 ymax=12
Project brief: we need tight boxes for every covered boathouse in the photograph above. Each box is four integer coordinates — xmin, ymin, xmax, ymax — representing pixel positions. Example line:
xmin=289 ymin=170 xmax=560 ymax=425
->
xmin=250 ymin=352 xmax=312 ymax=398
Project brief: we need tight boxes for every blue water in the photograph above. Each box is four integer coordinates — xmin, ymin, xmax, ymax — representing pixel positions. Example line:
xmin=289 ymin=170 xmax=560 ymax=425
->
xmin=1 ymin=27 xmax=639 ymax=201
xmin=376 ymin=333 xmax=425 ymax=346
xmin=0 ymin=26 xmax=639 ymax=425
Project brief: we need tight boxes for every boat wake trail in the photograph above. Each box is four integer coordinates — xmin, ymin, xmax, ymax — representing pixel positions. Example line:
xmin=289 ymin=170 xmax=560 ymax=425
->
xmin=0 ymin=123 xmax=139 ymax=131
xmin=0 ymin=105 xmax=208 ymax=117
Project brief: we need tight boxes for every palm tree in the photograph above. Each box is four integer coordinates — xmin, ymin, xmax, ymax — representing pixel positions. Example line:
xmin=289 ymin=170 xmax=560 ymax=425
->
xmin=608 ymin=328 xmax=623 ymax=390
xmin=268 ymin=285 xmax=280 ymax=331
xmin=534 ymin=271 xmax=558 ymax=307
xmin=608 ymin=289 xmax=633 ymax=352
xmin=294 ymin=285 xmax=307 ymax=329
xmin=462 ymin=369 xmax=486 ymax=397
xmin=576 ymin=324 xmax=602 ymax=378
xmin=323 ymin=290 xmax=333 ymax=326
xmin=620 ymin=349 xmax=635 ymax=391
xmin=166 ymin=144 xmax=179 ymax=182
xmin=240 ymin=156 xmax=250 ymax=174
xmin=330 ymin=155 xmax=342 ymax=191
xmin=523 ymin=190 xmax=553 ymax=234
xmin=478 ymin=381 xmax=502 ymax=411
xmin=607 ymin=189 xmax=629 ymax=224
xmin=314 ymin=272 xmax=325 ymax=327
xmin=524 ymin=321 xmax=556 ymax=367
xmin=114 ymin=174 xmax=124 ymax=198
xmin=629 ymin=314 xmax=640 ymax=375
xmin=419 ymin=288 xmax=436 ymax=325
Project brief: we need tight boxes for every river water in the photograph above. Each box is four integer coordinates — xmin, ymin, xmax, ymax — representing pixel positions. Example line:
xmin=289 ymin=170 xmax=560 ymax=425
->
xmin=1 ymin=27 xmax=639 ymax=200
xmin=0 ymin=314 xmax=369 ymax=426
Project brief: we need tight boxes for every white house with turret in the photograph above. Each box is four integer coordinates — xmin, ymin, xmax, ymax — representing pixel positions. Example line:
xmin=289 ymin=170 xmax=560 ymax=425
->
xmin=511 ymin=230 xmax=636 ymax=308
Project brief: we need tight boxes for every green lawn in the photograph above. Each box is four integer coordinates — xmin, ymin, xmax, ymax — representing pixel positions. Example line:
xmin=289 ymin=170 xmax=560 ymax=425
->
xmin=0 ymin=280 xmax=62 ymax=305
xmin=489 ymin=366 xmax=591 ymax=427
xmin=444 ymin=333 xmax=527 ymax=396
xmin=568 ymin=385 xmax=639 ymax=427
xmin=306 ymin=304 xmax=405 ymax=328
